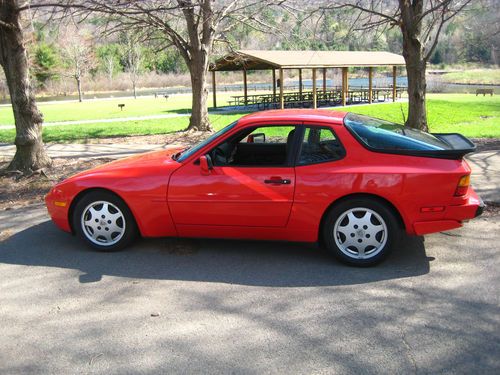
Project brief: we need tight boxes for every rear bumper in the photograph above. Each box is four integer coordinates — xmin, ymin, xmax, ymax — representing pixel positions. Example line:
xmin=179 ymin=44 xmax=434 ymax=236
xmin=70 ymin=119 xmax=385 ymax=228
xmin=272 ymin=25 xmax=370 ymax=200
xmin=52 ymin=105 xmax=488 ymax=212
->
xmin=413 ymin=190 xmax=483 ymax=236
xmin=475 ymin=200 xmax=485 ymax=217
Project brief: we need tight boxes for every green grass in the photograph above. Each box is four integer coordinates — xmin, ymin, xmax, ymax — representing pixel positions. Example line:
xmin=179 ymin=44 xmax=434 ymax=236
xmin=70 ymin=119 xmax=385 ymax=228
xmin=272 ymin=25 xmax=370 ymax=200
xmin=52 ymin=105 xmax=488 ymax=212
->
xmin=440 ymin=69 xmax=500 ymax=85
xmin=0 ymin=93 xmax=498 ymax=143
xmin=0 ymin=93 xmax=236 ymax=125
xmin=347 ymin=94 xmax=500 ymax=138
xmin=0 ymin=113 xmax=244 ymax=143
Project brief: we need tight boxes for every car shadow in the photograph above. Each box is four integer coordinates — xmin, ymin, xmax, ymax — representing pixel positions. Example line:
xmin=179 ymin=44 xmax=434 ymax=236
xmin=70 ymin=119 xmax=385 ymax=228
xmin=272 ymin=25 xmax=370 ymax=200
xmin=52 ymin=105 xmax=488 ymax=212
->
xmin=0 ymin=220 xmax=431 ymax=287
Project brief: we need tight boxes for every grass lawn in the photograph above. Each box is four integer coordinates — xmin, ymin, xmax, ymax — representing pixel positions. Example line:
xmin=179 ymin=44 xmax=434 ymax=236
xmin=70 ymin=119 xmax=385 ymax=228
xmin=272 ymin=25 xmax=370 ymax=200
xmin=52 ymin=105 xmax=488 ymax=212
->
xmin=0 ymin=93 xmax=498 ymax=143
xmin=347 ymin=94 xmax=500 ymax=138
xmin=0 ymin=93 xmax=236 ymax=124
xmin=440 ymin=69 xmax=500 ymax=85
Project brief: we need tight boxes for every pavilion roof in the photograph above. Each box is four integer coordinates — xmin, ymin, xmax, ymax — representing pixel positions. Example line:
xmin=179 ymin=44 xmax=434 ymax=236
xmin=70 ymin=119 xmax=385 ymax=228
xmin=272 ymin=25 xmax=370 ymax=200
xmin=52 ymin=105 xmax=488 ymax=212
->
xmin=210 ymin=50 xmax=406 ymax=71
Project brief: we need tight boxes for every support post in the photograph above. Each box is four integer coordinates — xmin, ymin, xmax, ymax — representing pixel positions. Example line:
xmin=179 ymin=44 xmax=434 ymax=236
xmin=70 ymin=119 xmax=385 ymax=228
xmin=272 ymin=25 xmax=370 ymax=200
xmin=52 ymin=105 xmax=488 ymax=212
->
xmin=368 ymin=67 xmax=373 ymax=104
xmin=243 ymin=69 xmax=248 ymax=106
xmin=312 ymin=68 xmax=317 ymax=109
xmin=279 ymin=68 xmax=284 ymax=109
xmin=392 ymin=66 xmax=397 ymax=102
xmin=298 ymin=68 xmax=303 ymax=100
xmin=341 ymin=67 xmax=348 ymax=106
xmin=345 ymin=67 xmax=349 ymax=93
xmin=211 ymin=70 xmax=217 ymax=108
xmin=272 ymin=69 xmax=276 ymax=102
xmin=322 ymin=68 xmax=327 ymax=93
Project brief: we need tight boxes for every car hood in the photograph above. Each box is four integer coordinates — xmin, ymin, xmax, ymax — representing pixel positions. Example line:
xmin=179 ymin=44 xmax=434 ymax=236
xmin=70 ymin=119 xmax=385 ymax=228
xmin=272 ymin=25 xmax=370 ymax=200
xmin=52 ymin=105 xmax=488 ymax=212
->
xmin=64 ymin=146 xmax=184 ymax=182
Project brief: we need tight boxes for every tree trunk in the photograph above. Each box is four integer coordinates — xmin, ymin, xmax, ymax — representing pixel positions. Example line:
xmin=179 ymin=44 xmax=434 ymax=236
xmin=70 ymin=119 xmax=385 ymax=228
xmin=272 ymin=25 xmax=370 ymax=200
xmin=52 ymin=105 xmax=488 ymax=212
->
xmin=187 ymin=50 xmax=212 ymax=132
xmin=0 ymin=0 xmax=51 ymax=173
xmin=401 ymin=28 xmax=428 ymax=131
xmin=400 ymin=0 xmax=428 ymax=131
xmin=132 ymin=79 xmax=137 ymax=99
xmin=76 ymin=76 xmax=83 ymax=102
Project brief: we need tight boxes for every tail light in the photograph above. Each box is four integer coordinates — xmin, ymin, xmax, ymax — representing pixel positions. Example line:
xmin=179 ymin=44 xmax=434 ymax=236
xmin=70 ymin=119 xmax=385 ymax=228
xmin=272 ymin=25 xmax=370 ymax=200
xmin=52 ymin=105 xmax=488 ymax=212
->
xmin=455 ymin=175 xmax=470 ymax=196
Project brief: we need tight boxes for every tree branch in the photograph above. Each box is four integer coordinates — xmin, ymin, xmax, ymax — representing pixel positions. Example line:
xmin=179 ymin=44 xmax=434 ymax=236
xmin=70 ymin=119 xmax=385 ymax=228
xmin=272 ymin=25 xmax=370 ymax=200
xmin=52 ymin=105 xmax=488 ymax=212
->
xmin=0 ymin=19 xmax=16 ymax=30
xmin=322 ymin=1 xmax=400 ymax=25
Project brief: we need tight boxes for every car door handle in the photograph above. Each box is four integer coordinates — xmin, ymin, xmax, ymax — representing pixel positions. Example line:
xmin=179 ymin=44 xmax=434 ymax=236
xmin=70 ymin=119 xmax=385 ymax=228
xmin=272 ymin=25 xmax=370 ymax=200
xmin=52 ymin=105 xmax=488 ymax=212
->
xmin=264 ymin=178 xmax=291 ymax=185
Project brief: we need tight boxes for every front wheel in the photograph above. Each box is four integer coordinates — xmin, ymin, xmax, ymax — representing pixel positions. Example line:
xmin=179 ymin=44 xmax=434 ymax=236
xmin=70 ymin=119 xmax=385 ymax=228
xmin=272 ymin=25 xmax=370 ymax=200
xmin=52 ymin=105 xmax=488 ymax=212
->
xmin=72 ymin=191 xmax=138 ymax=251
xmin=322 ymin=198 xmax=400 ymax=266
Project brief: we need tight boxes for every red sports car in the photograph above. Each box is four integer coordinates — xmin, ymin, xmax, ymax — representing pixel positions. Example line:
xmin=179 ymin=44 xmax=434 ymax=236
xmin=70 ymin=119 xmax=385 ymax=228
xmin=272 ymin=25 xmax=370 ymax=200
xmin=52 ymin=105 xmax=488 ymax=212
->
xmin=46 ymin=110 xmax=483 ymax=266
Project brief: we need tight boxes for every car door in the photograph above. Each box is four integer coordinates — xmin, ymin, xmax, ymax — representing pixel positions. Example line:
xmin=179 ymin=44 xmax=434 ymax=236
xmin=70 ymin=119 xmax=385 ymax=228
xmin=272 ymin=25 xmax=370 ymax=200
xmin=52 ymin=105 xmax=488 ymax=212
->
xmin=168 ymin=124 xmax=299 ymax=227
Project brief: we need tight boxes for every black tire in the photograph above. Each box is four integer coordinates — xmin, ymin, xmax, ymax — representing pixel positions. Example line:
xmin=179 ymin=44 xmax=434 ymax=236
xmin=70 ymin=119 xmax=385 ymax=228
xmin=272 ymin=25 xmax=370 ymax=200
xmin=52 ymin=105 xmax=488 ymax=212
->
xmin=322 ymin=198 xmax=400 ymax=266
xmin=72 ymin=190 xmax=138 ymax=252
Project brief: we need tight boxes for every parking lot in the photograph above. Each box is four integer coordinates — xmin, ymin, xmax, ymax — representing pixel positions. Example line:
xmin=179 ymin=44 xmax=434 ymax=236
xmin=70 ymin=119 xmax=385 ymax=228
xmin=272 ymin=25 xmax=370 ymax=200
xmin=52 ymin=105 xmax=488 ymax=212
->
xmin=0 ymin=150 xmax=499 ymax=374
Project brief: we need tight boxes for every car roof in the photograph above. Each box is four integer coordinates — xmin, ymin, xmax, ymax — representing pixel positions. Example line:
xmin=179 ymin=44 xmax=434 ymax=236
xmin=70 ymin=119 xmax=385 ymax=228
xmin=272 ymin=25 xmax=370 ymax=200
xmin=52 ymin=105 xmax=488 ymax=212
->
xmin=237 ymin=109 xmax=348 ymax=126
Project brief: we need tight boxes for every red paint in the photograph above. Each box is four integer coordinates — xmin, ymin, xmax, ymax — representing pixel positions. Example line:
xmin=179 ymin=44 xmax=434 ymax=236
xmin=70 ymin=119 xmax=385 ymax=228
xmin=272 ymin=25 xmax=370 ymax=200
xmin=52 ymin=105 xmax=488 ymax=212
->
xmin=45 ymin=109 xmax=482 ymax=244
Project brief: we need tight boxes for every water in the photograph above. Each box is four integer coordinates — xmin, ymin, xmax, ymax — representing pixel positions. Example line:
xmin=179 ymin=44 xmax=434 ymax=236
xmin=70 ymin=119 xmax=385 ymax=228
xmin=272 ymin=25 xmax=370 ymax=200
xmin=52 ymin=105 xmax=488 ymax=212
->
xmin=0 ymin=76 xmax=497 ymax=105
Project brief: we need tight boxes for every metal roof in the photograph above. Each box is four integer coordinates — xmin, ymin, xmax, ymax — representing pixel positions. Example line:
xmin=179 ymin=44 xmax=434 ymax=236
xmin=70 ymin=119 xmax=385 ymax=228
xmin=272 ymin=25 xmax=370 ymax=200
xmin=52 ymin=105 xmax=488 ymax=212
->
xmin=211 ymin=50 xmax=405 ymax=71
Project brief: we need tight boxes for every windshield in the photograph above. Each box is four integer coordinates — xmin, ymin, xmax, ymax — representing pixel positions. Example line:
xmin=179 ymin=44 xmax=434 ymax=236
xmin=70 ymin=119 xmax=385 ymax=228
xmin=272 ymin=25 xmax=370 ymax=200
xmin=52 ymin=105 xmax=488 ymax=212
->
xmin=344 ymin=113 xmax=452 ymax=151
xmin=176 ymin=121 xmax=238 ymax=162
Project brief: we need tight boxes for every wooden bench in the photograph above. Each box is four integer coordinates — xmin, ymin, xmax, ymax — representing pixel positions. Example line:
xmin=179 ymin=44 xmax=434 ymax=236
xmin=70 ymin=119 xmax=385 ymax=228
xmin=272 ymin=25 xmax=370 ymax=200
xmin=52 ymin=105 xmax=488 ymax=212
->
xmin=476 ymin=88 xmax=494 ymax=96
xmin=155 ymin=91 xmax=170 ymax=100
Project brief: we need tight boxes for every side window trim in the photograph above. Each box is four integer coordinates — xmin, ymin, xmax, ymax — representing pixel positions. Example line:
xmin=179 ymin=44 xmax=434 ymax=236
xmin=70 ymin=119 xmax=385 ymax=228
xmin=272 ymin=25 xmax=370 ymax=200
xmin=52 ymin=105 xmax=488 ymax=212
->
xmin=292 ymin=125 xmax=306 ymax=167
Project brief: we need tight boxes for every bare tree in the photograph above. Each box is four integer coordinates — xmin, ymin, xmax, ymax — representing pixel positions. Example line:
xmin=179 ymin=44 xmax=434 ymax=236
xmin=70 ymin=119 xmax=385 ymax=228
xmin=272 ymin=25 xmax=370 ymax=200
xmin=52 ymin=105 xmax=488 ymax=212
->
xmin=324 ymin=0 xmax=472 ymax=131
xmin=103 ymin=54 xmax=115 ymax=84
xmin=0 ymin=0 xmax=51 ymax=173
xmin=27 ymin=0 xmax=288 ymax=131
xmin=59 ymin=23 xmax=95 ymax=102
xmin=124 ymin=33 xmax=143 ymax=99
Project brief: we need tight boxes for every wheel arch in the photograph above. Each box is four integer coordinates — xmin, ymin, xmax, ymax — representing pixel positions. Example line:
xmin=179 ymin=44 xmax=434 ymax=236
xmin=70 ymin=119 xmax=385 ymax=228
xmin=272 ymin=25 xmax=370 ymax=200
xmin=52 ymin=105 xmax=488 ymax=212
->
xmin=68 ymin=187 xmax=140 ymax=235
xmin=318 ymin=193 xmax=406 ymax=242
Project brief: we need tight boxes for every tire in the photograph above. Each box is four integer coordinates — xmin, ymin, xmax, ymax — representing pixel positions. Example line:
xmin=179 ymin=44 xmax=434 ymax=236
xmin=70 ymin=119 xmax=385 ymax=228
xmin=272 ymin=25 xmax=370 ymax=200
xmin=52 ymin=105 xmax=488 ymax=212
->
xmin=72 ymin=190 xmax=138 ymax=252
xmin=322 ymin=198 xmax=400 ymax=266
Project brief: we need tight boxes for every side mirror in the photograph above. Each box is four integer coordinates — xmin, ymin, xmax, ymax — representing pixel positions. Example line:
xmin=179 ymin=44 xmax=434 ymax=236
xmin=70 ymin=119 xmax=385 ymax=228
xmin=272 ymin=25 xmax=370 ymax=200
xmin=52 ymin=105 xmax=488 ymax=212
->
xmin=199 ymin=154 xmax=213 ymax=175
xmin=247 ymin=133 xmax=265 ymax=143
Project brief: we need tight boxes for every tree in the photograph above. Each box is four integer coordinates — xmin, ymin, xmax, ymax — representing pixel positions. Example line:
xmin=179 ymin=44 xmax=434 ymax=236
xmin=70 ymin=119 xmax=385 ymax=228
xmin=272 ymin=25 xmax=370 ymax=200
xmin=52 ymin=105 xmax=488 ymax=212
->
xmin=31 ymin=0 xmax=288 ymax=132
xmin=123 ymin=33 xmax=143 ymax=99
xmin=0 ymin=0 xmax=51 ymax=173
xmin=96 ymin=44 xmax=122 ymax=84
xmin=326 ymin=0 xmax=472 ymax=131
xmin=58 ymin=24 xmax=95 ymax=102
xmin=33 ymin=42 xmax=59 ymax=86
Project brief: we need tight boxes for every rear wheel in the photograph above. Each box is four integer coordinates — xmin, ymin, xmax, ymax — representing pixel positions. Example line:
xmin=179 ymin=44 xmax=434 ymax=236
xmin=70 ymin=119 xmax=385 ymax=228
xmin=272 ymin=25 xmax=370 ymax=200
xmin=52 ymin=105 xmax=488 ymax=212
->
xmin=72 ymin=191 xmax=138 ymax=251
xmin=322 ymin=198 xmax=399 ymax=266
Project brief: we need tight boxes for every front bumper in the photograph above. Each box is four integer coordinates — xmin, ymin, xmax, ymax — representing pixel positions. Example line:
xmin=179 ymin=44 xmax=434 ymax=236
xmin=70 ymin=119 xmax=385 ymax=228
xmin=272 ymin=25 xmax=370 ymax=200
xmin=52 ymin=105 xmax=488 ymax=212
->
xmin=45 ymin=188 xmax=72 ymax=233
xmin=413 ymin=190 xmax=483 ymax=236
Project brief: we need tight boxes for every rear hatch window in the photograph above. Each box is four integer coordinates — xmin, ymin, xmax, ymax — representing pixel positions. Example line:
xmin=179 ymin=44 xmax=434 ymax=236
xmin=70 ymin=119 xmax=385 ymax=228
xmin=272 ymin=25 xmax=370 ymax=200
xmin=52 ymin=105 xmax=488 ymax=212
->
xmin=344 ymin=113 xmax=475 ymax=159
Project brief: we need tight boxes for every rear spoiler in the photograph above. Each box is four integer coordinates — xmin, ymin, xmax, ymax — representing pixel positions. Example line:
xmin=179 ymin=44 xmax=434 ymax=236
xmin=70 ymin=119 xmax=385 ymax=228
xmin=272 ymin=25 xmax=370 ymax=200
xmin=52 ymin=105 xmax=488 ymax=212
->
xmin=430 ymin=133 xmax=477 ymax=159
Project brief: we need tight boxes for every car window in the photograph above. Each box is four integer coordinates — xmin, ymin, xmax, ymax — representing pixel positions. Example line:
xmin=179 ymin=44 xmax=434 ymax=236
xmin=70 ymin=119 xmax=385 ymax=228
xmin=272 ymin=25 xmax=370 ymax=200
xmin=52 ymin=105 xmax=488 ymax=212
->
xmin=344 ymin=113 xmax=451 ymax=151
xmin=211 ymin=125 xmax=296 ymax=167
xmin=239 ymin=126 xmax=292 ymax=144
xmin=298 ymin=127 xmax=345 ymax=165
xmin=176 ymin=121 xmax=237 ymax=162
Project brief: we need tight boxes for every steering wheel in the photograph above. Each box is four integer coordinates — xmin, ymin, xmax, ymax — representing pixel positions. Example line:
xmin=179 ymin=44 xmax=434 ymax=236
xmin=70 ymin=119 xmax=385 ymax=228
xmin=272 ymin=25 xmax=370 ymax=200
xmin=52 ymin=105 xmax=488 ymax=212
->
xmin=213 ymin=147 xmax=227 ymax=165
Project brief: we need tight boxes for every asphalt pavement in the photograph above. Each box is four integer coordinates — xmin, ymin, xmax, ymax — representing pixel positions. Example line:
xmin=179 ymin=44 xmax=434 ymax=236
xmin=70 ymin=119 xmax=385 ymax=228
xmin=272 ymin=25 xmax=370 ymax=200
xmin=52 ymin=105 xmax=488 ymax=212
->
xmin=0 ymin=207 xmax=499 ymax=374
xmin=0 ymin=148 xmax=499 ymax=374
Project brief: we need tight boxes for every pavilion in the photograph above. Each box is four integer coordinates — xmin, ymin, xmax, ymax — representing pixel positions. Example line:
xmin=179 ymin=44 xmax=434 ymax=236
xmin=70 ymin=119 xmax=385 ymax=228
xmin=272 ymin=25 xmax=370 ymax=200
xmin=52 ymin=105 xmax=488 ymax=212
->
xmin=209 ymin=50 xmax=406 ymax=109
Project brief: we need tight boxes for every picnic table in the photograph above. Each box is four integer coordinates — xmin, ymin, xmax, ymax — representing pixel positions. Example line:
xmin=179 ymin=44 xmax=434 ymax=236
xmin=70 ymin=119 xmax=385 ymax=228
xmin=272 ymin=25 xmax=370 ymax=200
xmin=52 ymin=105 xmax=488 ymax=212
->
xmin=228 ymin=86 xmax=406 ymax=109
